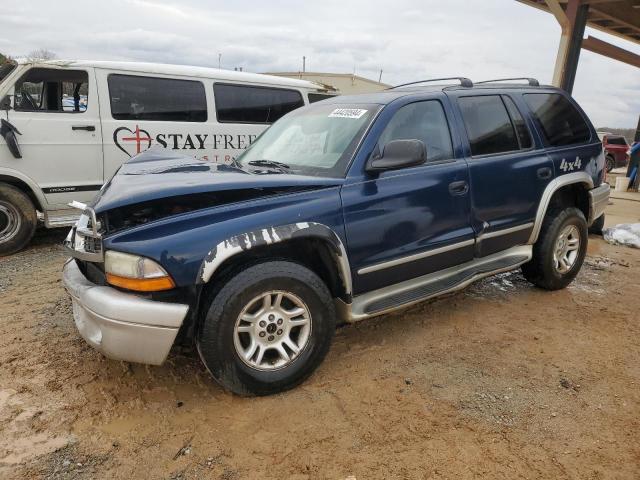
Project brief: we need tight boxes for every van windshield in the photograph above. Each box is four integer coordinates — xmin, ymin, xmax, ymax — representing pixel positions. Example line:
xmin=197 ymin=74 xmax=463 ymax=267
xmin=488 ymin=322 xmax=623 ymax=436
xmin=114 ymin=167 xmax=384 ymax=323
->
xmin=236 ymin=103 xmax=380 ymax=178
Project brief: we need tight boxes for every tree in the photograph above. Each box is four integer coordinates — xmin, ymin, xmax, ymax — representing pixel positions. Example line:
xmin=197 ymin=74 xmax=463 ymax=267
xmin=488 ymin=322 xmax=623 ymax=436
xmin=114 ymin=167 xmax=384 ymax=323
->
xmin=0 ymin=52 xmax=12 ymax=65
xmin=27 ymin=49 xmax=57 ymax=61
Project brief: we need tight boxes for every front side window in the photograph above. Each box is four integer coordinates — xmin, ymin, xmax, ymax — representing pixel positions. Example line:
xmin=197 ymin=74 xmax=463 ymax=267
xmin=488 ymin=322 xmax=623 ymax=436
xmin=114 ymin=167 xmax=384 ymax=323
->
xmin=377 ymin=100 xmax=453 ymax=162
xmin=524 ymin=93 xmax=590 ymax=147
xmin=13 ymin=68 xmax=88 ymax=113
xmin=214 ymin=83 xmax=304 ymax=124
xmin=459 ymin=95 xmax=519 ymax=156
xmin=108 ymin=74 xmax=207 ymax=122
xmin=236 ymin=103 xmax=380 ymax=177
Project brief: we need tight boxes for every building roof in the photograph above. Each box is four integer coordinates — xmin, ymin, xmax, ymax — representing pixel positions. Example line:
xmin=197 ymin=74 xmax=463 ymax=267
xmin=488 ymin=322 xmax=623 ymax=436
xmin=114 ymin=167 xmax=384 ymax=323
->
xmin=14 ymin=59 xmax=324 ymax=89
xmin=266 ymin=71 xmax=391 ymax=87
xmin=517 ymin=0 xmax=640 ymax=45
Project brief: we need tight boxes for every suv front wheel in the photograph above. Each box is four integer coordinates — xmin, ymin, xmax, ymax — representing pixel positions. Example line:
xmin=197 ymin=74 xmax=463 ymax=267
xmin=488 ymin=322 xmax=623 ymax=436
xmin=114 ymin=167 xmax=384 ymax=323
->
xmin=198 ymin=260 xmax=336 ymax=396
xmin=522 ymin=207 xmax=588 ymax=290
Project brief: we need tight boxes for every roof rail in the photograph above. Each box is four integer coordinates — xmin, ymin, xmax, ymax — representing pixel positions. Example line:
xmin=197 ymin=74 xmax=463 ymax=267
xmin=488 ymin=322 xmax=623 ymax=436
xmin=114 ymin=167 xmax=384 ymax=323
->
xmin=476 ymin=77 xmax=540 ymax=87
xmin=389 ymin=77 xmax=474 ymax=89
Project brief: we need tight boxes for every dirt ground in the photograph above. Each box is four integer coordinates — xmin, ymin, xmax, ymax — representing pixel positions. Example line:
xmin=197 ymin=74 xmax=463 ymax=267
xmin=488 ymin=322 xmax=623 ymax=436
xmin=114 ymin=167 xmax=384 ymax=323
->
xmin=1 ymin=197 xmax=639 ymax=480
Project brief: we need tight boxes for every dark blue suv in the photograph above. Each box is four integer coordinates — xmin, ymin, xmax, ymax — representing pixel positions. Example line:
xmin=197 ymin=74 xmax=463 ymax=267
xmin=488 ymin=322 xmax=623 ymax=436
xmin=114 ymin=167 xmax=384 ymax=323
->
xmin=63 ymin=77 xmax=610 ymax=395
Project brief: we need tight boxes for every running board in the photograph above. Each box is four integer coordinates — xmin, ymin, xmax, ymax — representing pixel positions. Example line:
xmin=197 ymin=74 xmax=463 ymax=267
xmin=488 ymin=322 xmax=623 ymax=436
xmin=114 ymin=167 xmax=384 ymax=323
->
xmin=339 ymin=245 xmax=532 ymax=322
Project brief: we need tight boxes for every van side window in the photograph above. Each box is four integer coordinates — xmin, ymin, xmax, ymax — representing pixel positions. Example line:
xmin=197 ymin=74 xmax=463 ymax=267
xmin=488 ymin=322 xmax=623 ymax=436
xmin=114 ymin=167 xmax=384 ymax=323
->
xmin=502 ymin=96 xmax=532 ymax=149
xmin=524 ymin=93 xmax=590 ymax=147
xmin=108 ymin=74 xmax=207 ymax=122
xmin=214 ymin=84 xmax=304 ymax=124
xmin=308 ymin=93 xmax=336 ymax=103
xmin=377 ymin=101 xmax=453 ymax=162
xmin=458 ymin=95 xmax=519 ymax=156
xmin=13 ymin=68 xmax=88 ymax=113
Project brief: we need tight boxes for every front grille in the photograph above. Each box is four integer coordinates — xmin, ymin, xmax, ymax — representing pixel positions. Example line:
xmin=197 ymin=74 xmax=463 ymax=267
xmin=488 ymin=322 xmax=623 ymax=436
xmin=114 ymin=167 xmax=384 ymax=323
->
xmin=83 ymin=235 xmax=102 ymax=254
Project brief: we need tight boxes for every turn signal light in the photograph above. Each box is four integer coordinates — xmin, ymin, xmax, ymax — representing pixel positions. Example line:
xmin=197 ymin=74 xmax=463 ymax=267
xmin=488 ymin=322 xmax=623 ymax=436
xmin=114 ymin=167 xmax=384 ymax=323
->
xmin=106 ymin=273 xmax=175 ymax=292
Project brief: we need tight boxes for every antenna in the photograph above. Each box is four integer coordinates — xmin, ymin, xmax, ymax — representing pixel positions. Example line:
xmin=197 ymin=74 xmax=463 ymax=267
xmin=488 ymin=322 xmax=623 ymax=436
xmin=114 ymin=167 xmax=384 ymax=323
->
xmin=378 ymin=69 xmax=383 ymax=83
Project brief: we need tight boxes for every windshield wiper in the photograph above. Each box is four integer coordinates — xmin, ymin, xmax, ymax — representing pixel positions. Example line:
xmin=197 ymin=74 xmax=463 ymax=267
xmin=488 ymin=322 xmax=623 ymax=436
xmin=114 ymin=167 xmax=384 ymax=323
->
xmin=246 ymin=159 xmax=291 ymax=172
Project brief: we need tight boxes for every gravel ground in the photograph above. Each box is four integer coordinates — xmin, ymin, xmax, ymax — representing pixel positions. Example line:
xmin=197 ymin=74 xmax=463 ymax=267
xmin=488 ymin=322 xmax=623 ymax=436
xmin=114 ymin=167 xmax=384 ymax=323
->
xmin=0 ymin=200 xmax=639 ymax=479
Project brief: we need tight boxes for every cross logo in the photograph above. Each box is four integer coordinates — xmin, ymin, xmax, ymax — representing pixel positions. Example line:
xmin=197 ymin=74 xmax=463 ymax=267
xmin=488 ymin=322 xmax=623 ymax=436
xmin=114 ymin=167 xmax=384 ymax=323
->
xmin=113 ymin=125 xmax=153 ymax=157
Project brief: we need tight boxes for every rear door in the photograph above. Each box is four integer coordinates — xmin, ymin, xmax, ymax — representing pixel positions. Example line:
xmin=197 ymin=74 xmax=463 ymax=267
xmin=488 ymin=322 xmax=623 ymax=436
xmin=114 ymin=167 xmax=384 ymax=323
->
xmin=342 ymin=96 xmax=474 ymax=295
xmin=453 ymin=92 xmax=552 ymax=256
xmin=7 ymin=66 xmax=103 ymax=208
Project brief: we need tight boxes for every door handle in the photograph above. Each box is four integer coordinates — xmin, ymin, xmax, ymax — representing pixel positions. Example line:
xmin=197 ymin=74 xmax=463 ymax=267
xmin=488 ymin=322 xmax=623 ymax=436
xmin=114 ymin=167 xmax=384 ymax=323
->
xmin=537 ymin=167 xmax=553 ymax=180
xmin=72 ymin=125 xmax=96 ymax=132
xmin=448 ymin=180 xmax=469 ymax=196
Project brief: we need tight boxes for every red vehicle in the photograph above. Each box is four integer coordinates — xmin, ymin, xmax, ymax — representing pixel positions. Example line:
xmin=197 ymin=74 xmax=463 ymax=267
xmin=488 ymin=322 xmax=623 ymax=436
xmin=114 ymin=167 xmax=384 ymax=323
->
xmin=598 ymin=133 xmax=630 ymax=172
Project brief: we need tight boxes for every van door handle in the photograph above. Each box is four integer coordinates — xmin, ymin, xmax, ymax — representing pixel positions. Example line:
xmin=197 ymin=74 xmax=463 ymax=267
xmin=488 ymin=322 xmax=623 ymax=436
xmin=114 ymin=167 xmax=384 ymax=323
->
xmin=72 ymin=125 xmax=95 ymax=132
xmin=537 ymin=167 xmax=553 ymax=180
xmin=448 ymin=180 xmax=469 ymax=196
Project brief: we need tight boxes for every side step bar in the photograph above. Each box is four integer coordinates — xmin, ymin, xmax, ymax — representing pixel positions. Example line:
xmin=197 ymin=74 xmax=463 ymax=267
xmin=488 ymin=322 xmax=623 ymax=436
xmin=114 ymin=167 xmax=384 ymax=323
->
xmin=338 ymin=245 xmax=532 ymax=322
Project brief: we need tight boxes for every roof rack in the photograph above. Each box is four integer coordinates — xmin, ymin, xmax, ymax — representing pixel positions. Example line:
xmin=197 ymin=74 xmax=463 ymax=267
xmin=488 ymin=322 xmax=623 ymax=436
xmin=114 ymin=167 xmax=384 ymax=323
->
xmin=388 ymin=77 xmax=474 ymax=89
xmin=476 ymin=77 xmax=540 ymax=87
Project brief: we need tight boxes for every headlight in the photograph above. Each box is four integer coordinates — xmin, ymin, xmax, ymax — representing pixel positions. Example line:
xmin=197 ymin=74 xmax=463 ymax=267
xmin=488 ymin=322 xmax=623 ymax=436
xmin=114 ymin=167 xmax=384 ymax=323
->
xmin=104 ymin=250 xmax=175 ymax=291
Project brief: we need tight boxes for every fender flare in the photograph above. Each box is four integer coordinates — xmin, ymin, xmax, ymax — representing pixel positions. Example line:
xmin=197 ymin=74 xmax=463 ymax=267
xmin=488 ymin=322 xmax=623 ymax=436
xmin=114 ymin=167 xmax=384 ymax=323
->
xmin=197 ymin=222 xmax=353 ymax=297
xmin=0 ymin=167 xmax=47 ymax=210
xmin=528 ymin=171 xmax=594 ymax=244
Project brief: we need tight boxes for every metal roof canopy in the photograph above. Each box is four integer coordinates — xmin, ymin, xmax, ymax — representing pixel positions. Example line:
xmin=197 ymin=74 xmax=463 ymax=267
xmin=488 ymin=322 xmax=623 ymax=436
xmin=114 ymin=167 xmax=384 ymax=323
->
xmin=517 ymin=0 xmax=640 ymax=139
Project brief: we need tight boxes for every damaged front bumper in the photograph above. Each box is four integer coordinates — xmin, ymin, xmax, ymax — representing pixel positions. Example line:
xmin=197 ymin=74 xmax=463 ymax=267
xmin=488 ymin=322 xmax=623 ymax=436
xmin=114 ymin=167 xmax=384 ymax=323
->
xmin=62 ymin=259 xmax=189 ymax=365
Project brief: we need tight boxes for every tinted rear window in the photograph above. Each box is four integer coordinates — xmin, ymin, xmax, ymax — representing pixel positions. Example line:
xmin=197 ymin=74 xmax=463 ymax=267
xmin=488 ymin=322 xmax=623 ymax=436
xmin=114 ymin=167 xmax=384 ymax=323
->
xmin=607 ymin=136 xmax=628 ymax=146
xmin=214 ymin=83 xmax=304 ymax=124
xmin=458 ymin=95 xmax=519 ymax=156
xmin=108 ymin=74 xmax=207 ymax=122
xmin=503 ymin=96 xmax=532 ymax=149
xmin=524 ymin=93 xmax=590 ymax=147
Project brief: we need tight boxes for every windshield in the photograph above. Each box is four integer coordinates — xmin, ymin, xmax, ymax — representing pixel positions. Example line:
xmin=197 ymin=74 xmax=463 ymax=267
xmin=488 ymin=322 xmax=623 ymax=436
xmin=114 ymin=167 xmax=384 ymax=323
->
xmin=0 ymin=63 xmax=16 ymax=86
xmin=236 ymin=103 xmax=380 ymax=177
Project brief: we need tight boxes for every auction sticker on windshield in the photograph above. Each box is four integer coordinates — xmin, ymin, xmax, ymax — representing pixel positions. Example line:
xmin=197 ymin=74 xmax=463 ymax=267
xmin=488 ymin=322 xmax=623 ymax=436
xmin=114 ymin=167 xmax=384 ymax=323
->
xmin=328 ymin=108 xmax=368 ymax=119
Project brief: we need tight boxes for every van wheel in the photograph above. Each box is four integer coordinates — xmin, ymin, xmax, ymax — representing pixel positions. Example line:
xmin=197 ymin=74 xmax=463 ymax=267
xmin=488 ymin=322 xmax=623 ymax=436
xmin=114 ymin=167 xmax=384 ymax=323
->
xmin=522 ymin=207 xmax=587 ymax=290
xmin=0 ymin=184 xmax=37 ymax=256
xmin=197 ymin=260 xmax=336 ymax=396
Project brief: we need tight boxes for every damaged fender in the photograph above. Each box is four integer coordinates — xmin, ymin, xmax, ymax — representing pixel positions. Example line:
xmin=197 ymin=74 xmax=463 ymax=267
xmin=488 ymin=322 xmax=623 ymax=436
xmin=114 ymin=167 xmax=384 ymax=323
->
xmin=197 ymin=222 xmax=352 ymax=297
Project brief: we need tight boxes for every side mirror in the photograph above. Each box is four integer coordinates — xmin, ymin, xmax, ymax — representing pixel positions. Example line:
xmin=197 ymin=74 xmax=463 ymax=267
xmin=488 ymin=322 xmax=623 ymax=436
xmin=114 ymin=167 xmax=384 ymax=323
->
xmin=366 ymin=139 xmax=426 ymax=172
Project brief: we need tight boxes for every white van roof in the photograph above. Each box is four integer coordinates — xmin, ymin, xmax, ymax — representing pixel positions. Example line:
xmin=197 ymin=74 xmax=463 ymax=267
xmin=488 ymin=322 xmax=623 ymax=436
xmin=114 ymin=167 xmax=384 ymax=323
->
xmin=14 ymin=59 xmax=325 ymax=91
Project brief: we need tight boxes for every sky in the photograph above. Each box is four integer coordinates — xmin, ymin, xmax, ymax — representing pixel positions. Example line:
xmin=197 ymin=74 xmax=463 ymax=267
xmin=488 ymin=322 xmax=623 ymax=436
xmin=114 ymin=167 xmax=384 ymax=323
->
xmin=1 ymin=0 xmax=638 ymax=128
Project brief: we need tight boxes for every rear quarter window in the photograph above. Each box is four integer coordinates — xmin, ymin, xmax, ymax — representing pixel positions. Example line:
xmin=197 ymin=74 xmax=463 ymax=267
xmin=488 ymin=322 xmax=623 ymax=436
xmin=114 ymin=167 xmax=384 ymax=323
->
xmin=524 ymin=93 xmax=591 ymax=147
xmin=214 ymin=83 xmax=304 ymax=124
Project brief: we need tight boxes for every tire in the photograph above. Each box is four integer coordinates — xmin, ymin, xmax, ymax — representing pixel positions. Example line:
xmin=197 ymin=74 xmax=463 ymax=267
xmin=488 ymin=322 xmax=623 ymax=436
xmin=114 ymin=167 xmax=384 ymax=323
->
xmin=0 ymin=183 xmax=37 ymax=256
xmin=197 ymin=260 xmax=336 ymax=396
xmin=521 ymin=207 xmax=588 ymax=291
xmin=605 ymin=155 xmax=615 ymax=173
xmin=588 ymin=214 xmax=605 ymax=235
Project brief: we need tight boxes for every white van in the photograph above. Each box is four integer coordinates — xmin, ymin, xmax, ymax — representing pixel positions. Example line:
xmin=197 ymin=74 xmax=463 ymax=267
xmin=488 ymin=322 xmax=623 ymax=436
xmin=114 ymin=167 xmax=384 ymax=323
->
xmin=0 ymin=59 xmax=333 ymax=255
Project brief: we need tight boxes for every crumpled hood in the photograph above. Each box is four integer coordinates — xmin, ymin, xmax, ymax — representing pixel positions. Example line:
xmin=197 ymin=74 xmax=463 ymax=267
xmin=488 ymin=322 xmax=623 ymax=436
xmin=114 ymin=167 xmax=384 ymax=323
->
xmin=91 ymin=149 xmax=343 ymax=214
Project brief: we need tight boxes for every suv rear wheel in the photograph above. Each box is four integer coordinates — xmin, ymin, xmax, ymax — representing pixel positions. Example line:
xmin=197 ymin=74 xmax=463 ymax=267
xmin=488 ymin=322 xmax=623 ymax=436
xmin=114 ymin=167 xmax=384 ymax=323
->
xmin=522 ymin=207 xmax=587 ymax=290
xmin=197 ymin=260 xmax=336 ymax=396
xmin=0 ymin=183 xmax=37 ymax=256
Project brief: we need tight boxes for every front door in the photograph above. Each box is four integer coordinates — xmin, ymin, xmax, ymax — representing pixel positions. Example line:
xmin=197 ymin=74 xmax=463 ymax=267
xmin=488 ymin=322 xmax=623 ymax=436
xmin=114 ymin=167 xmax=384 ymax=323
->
xmin=342 ymin=99 xmax=474 ymax=295
xmin=7 ymin=67 xmax=103 ymax=208
xmin=454 ymin=93 xmax=554 ymax=256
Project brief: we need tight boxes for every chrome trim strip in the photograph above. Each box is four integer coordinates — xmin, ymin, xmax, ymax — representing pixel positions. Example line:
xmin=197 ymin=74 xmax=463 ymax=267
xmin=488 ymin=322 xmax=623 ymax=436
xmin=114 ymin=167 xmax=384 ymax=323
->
xmin=339 ymin=245 xmax=533 ymax=322
xmin=528 ymin=172 xmax=594 ymax=245
xmin=480 ymin=222 xmax=534 ymax=240
xmin=357 ymin=239 xmax=475 ymax=275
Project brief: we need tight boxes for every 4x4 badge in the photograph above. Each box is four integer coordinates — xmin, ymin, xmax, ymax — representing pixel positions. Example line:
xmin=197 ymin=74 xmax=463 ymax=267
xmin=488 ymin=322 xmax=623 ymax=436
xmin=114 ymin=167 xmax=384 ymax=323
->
xmin=113 ymin=125 xmax=152 ymax=157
